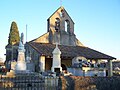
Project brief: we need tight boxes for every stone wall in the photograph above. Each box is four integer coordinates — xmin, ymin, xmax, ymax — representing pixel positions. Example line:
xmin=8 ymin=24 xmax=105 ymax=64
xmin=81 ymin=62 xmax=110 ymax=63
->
xmin=59 ymin=76 xmax=120 ymax=90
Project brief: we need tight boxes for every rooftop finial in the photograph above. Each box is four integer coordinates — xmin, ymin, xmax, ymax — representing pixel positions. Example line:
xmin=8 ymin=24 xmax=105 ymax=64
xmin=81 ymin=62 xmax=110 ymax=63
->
xmin=56 ymin=42 xmax=58 ymax=48
xmin=26 ymin=24 xmax=27 ymax=42
xmin=21 ymin=33 xmax=24 ymax=44
xmin=60 ymin=0 xmax=62 ymax=6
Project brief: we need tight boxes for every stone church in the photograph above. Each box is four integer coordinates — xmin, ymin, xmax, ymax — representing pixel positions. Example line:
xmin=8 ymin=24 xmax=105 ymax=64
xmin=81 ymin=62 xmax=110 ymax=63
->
xmin=25 ymin=6 xmax=115 ymax=76
xmin=5 ymin=6 xmax=115 ymax=76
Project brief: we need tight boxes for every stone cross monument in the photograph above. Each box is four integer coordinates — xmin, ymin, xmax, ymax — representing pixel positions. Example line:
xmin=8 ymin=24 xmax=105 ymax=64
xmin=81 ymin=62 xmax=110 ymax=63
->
xmin=15 ymin=33 xmax=27 ymax=72
xmin=51 ymin=43 xmax=62 ymax=73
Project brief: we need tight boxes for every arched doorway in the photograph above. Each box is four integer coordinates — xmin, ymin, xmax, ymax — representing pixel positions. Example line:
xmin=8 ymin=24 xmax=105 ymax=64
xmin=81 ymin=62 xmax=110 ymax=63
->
xmin=61 ymin=64 xmax=67 ymax=70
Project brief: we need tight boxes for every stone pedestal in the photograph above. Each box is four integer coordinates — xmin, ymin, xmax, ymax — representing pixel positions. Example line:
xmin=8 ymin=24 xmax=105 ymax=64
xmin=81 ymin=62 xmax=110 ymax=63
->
xmin=15 ymin=60 xmax=26 ymax=71
xmin=108 ymin=60 xmax=113 ymax=77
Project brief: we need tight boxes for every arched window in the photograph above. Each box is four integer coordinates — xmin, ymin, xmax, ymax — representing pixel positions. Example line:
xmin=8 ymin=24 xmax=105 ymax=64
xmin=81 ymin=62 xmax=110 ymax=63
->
xmin=65 ymin=20 xmax=70 ymax=33
xmin=65 ymin=21 xmax=67 ymax=32
xmin=60 ymin=9 xmax=65 ymax=18
xmin=55 ymin=18 xmax=60 ymax=32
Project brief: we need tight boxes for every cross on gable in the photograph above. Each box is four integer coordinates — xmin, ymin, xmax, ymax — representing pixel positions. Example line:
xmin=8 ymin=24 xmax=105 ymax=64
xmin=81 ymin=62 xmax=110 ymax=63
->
xmin=60 ymin=0 xmax=62 ymax=6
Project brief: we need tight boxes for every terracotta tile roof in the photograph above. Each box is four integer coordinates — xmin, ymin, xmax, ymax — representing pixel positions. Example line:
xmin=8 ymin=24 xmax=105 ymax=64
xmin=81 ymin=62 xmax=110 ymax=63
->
xmin=27 ymin=42 xmax=116 ymax=60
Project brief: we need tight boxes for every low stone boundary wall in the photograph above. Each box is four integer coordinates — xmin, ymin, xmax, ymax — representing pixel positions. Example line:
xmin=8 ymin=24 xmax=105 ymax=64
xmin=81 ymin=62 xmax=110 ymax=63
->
xmin=45 ymin=76 xmax=59 ymax=87
xmin=59 ymin=76 xmax=120 ymax=90
xmin=0 ymin=75 xmax=59 ymax=90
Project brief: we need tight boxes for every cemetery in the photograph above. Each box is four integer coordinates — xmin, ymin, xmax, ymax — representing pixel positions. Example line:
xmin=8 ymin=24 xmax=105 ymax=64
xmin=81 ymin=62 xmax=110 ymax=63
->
xmin=0 ymin=6 xmax=119 ymax=90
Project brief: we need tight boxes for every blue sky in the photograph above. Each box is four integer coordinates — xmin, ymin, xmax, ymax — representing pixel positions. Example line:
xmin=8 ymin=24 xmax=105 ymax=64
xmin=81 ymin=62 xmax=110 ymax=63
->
xmin=0 ymin=0 xmax=120 ymax=60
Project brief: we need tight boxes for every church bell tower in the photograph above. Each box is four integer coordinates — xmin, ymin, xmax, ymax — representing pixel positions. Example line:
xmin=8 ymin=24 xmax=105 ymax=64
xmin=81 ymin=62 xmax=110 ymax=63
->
xmin=47 ymin=6 xmax=76 ymax=46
